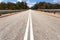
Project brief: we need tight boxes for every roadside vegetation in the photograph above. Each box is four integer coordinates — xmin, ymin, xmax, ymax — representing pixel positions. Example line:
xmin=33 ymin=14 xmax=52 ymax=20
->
xmin=31 ymin=2 xmax=60 ymax=9
xmin=0 ymin=2 xmax=60 ymax=16
xmin=0 ymin=2 xmax=29 ymax=16
xmin=0 ymin=2 xmax=29 ymax=10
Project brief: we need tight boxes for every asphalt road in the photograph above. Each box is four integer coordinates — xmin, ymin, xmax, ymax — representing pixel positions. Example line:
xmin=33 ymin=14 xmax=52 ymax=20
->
xmin=0 ymin=10 xmax=60 ymax=40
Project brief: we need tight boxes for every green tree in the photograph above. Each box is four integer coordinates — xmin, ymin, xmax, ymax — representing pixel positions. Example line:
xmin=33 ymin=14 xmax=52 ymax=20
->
xmin=0 ymin=2 xmax=29 ymax=10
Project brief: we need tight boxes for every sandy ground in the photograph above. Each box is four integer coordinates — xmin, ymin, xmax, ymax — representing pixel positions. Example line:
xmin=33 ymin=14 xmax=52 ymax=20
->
xmin=37 ymin=11 xmax=60 ymax=17
xmin=0 ymin=12 xmax=17 ymax=18
xmin=44 ymin=12 xmax=60 ymax=17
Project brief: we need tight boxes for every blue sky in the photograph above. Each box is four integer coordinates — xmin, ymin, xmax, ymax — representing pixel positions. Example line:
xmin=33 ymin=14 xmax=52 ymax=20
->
xmin=0 ymin=0 xmax=60 ymax=7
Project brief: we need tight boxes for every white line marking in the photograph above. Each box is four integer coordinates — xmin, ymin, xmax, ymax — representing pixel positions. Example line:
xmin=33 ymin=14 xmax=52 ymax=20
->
xmin=29 ymin=10 xmax=34 ymax=40
xmin=24 ymin=10 xmax=34 ymax=40
xmin=24 ymin=12 xmax=29 ymax=40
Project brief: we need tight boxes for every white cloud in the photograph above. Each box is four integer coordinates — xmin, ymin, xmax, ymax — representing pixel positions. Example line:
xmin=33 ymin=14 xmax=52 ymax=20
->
xmin=0 ymin=0 xmax=3 ymax=2
xmin=53 ymin=0 xmax=60 ymax=3
xmin=32 ymin=2 xmax=36 ymax=5
xmin=10 ymin=1 xmax=16 ymax=3
xmin=17 ymin=0 xmax=22 ymax=2
xmin=26 ymin=0 xmax=36 ymax=7
xmin=28 ymin=2 xmax=36 ymax=7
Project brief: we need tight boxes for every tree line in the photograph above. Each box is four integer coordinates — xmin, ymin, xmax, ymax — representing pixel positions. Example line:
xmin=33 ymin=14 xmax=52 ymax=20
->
xmin=0 ymin=2 xmax=29 ymax=10
xmin=0 ymin=2 xmax=60 ymax=10
xmin=31 ymin=2 xmax=60 ymax=9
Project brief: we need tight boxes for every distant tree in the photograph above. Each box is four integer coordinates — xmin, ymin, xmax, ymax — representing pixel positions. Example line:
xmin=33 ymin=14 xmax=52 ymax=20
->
xmin=0 ymin=2 xmax=7 ymax=10
xmin=16 ymin=2 xmax=28 ymax=9
xmin=31 ymin=2 xmax=60 ymax=9
xmin=31 ymin=3 xmax=39 ymax=9
xmin=0 ymin=2 xmax=29 ymax=10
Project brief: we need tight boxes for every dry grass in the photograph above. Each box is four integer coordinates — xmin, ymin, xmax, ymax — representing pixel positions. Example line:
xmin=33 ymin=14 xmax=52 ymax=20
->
xmin=44 ymin=12 xmax=60 ymax=17
xmin=37 ymin=11 xmax=60 ymax=17
xmin=0 ymin=13 xmax=15 ymax=18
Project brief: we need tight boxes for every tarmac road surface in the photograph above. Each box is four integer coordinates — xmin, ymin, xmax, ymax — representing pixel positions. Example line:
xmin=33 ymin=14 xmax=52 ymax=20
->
xmin=0 ymin=10 xmax=60 ymax=40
